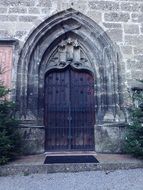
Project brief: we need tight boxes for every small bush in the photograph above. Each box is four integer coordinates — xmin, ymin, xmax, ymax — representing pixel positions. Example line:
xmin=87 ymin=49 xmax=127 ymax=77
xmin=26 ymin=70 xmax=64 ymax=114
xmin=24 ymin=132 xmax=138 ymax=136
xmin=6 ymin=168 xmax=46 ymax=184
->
xmin=0 ymin=72 xmax=22 ymax=165
xmin=125 ymin=83 xmax=143 ymax=158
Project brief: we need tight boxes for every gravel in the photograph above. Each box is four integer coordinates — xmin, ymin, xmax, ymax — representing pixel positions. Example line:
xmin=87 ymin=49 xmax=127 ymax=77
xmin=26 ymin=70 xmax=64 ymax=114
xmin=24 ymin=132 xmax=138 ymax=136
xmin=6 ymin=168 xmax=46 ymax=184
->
xmin=0 ymin=169 xmax=143 ymax=190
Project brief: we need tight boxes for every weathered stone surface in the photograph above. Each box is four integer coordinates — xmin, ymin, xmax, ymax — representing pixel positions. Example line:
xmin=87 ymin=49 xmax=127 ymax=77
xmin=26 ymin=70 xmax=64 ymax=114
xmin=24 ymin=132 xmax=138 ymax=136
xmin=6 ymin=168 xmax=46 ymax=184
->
xmin=103 ymin=22 xmax=121 ymax=28
xmin=28 ymin=8 xmax=40 ymax=14
xmin=121 ymin=46 xmax=133 ymax=59
xmin=132 ymin=13 xmax=143 ymax=22
xmin=41 ymin=8 xmax=51 ymax=14
xmin=95 ymin=124 xmax=126 ymax=153
xmin=124 ymin=24 xmax=139 ymax=34
xmin=37 ymin=0 xmax=52 ymax=7
xmin=18 ymin=125 xmax=45 ymax=154
xmin=106 ymin=29 xmax=123 ymax=42
xmin=127 ymin=59 xmax=143 ymax=70
xmin=121 ymin=2 xmax=141 ymax=12
xmin=125 ymin=35 xmax=143 ymax=46
xmin=131 ymin=71 xmax=143 ymax=80
xmin=121 ymin=46 xmax=133 ymax=56
xmin=88 ymin=11 xmax=102 ymax=23
xmin=89 ymin=1 xmax=119 ymax=11
xmin=14 ymin=30 xmax=27 ymax=38
xmin=0 ymin=15 xmax=17 ymax=21
xmin=0 ymin=0 xmax=35 ymax=6
xmin=72 ymin=1 xmax=88 ymax=11
xmin=0 ymin=29 xmax=11 ymax=37
xmin=9 ymin=7 xmax=27 ymax=14
xmin=0 ymin=7 xmax=7 ymax=13
xmin=140 ymin=24 xmax=143 ymax=33
xmin=127 ymin=79 xmax=143 ymax=89
xmin=1 ymin=161 xmax=143 ymax=177
xmin=134 ymin=47 xmax=143 ymax=54
xmin=19 ymin=16 xmax=37 ymax=22
xmin=104 ymin=12 xmax=130 ymax=22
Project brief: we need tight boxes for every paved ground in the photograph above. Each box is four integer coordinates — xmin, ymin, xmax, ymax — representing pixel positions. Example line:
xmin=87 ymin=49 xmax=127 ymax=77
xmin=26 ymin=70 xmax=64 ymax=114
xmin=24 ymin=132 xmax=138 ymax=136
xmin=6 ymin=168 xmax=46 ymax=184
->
xmin=0 ymin=169 xmax=143 ymax=190
xmin=8 ymin=153 xmax=143 ymax=165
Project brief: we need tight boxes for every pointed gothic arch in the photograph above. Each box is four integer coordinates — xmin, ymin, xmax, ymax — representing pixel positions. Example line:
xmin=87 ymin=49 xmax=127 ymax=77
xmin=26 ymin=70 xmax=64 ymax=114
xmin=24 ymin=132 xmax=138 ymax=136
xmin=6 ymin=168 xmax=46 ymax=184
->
xmin=16 ymin=8 xmax=125 ymax=125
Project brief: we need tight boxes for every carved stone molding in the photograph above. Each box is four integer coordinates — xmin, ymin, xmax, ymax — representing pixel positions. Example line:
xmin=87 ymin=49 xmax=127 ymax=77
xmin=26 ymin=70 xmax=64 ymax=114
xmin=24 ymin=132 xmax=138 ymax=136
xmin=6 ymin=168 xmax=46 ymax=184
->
xmin=47 ymin=38 xmax=93 ymax=73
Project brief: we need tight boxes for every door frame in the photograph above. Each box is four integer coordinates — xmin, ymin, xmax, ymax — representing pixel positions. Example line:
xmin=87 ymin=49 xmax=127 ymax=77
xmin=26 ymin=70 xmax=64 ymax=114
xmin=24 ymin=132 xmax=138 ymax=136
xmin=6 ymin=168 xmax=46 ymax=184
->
xmin=44 ymin=66 xmax=95 ymax=151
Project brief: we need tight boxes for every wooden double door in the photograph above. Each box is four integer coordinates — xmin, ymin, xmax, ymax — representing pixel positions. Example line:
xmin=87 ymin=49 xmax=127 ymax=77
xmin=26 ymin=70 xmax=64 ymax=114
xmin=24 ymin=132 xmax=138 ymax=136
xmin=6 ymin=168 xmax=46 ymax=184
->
xmin=45 ymin=67 xmax=95 ymax=151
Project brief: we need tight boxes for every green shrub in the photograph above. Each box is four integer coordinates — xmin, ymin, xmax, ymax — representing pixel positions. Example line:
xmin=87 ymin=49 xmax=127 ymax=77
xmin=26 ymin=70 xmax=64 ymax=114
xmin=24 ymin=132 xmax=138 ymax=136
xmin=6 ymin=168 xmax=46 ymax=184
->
xmin=0 ymin=76 xmax=21 ymax=165
xmin=125 ymin=83 xmax=143 ymax=158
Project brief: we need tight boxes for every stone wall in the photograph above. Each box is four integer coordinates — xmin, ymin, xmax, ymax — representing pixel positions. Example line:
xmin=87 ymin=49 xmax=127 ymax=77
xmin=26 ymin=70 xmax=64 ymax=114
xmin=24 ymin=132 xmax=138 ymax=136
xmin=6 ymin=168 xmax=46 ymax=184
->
xmin=0 ymin=0 xmax=143 ymax=105
xmin=0 ymin=0 xmax=143 ymax=154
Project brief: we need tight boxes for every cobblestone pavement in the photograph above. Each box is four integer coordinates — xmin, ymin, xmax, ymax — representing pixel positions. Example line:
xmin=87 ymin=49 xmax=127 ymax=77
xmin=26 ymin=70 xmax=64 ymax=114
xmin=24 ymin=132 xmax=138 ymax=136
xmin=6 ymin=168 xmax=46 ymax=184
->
xmin=0 ymin=169 xmax=143 ymax=190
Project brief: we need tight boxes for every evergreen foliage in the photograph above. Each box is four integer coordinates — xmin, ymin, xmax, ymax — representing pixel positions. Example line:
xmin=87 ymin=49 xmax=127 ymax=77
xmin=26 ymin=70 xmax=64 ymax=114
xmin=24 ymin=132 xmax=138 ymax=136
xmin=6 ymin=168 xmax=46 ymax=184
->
xmin=125 ymin=83 xmax=143 ymax=158
xmin=0 ymin=69 xmax=21 ymax=165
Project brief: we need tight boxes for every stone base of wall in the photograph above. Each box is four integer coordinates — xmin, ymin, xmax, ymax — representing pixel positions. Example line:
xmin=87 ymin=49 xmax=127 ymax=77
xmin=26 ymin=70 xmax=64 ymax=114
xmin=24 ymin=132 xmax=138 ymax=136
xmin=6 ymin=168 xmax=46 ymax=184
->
xmin=17 ymin=123 xmax=126 ymax=155
xmin=18 ymin=125 xmax=45 ymax=155
xmin=95 ymin=123 xmax=126 ymax=153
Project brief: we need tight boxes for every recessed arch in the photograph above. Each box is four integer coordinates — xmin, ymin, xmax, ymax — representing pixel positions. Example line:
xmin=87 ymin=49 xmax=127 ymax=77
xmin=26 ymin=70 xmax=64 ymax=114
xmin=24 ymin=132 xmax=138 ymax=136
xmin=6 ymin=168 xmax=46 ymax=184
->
xmin=16 ymin=8 xmax=125 ymax=124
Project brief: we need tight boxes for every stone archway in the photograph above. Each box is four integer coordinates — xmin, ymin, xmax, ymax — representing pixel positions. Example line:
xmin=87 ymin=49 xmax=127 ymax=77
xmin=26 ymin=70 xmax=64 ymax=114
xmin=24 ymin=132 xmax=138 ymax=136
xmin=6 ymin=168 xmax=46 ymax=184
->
xmin=44 ymin=38 xmax=95 ymax=151
xmin=17 ymin=8 xmax=125 ymax=125
xmin=16 ymin=8 xmax=126 ymax=153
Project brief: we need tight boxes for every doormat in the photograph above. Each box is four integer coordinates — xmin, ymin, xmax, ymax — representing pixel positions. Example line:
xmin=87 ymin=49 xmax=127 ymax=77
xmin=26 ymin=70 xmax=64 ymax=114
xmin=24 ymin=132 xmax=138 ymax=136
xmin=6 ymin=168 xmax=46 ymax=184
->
xmin=44 ymin=155 xmax=99 ymax=164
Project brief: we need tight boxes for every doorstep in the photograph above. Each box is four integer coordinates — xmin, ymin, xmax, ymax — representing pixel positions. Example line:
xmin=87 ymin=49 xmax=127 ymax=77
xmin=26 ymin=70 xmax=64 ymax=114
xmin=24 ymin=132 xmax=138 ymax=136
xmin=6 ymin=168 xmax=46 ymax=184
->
xmin=0 ymin=153 xmax=142 ymax=176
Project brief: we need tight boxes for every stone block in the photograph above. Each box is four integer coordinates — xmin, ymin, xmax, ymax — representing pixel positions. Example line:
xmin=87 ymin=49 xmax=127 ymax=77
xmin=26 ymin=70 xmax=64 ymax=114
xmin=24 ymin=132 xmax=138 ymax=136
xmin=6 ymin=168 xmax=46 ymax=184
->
xmin=41 ymin=8 xmax=51 ymax=14
xmin=103 ymin=22 xmax=121 ymax=28
xmin=134 ymin=47 xmax=143 ymax=54
xmin=121 ymin=2 xmax=141 ymax=12
xmin=140 ymin=24 xmax=143 ymax=33
xmin=0 ymin=0 xmax=35 ymax=6
xmin=12 ymin=22 xmax=34 ymax=31
xmin=131 ymin=71 xmax=143 ymax=80
xmin=126 ymin=59 xmax=143 ymax=70
xmin=132 ymin=13 xmax=143 ymax=22
xmin=127 ymin=79 xmax=143 ymax=89
xmin=95 ymin=124 xmax=126 ymax=153
xmin=37 ymin=0 xmax=52 ymax=7
xmin=88 ymin=11 xmax=102 ymax=23
xmin=124 ymin=24 xmax=139 ymax=34
xmin=14 ymin=30 xmax=27 ymax=39
xmin=0 ymin=15 xmax=17 ymax=21
xmin=89 ymin=1 xmax=119 ymax=11
xmin=0 ymin=7 xmax=7 ymax=13
xmin=106 ymin=28 xmax=123 ymax=42
xmin=18 ymin=125 xmax=45 ymax=154
xmin=121 ymin=46 xmax=132 ymax=55
xmin=71 ymin=1 xmax=88 ymax=12
xmin=28 ymin=8 xmax=40 ymax=14
xmin=125 ymin=35 xmax=143 ymax=46
xmin=104 ymin=12 xmax=130 ymax=22
xmin=120 ymin=46 xmax=133 ymax=59
xmin=19 ymin=16 xmax=37 ymax=22
xmin=0 ymin=29 xmax=12 ymax=37
xmin=9 ymin=7 xmax=27 ymax=14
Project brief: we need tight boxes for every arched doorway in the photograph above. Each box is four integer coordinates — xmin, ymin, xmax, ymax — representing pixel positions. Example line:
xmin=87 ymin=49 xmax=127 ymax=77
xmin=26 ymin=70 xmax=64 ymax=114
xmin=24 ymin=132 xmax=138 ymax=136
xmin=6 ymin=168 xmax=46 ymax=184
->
xmin=16 ymin=9 xmax=126 ymax=154
xmin=45 ymin=67 xmax=95 ymax=151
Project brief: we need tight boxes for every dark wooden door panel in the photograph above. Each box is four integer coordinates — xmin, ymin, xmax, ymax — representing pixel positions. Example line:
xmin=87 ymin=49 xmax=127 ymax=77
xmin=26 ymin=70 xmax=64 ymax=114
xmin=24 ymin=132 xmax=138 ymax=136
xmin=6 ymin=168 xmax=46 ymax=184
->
xmin=45 ymin=70 xmax=70 ymax=150
xmin=70 ymin=70 xmax=95 ymax=150
xmin=45 ymin=67 xmax=95 ymax=151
